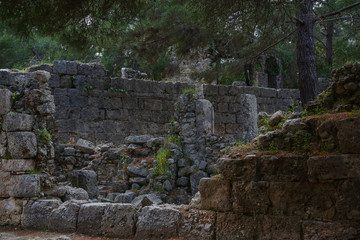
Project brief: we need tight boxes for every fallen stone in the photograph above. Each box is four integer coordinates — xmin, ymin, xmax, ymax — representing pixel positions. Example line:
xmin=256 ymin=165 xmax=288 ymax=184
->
xmin=131 ymin=193 xmax=163 ymax=209
xmin=71 ymin=170 xmax=98 ymax=199
xmin=75 ymin=139 xmax=95 ymax=154
xmin=268 ymin=110 xmax=284 ymax=127
xmin=62 ymin=186 xmax=89 ymax=201
xmin=113 ymin=191 xmax=137 ymax=203
xmin=127 ymin=166 xmax=149 ymax=177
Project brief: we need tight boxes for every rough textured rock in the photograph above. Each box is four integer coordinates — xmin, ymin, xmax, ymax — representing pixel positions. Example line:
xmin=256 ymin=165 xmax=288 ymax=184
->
xmin=77 ymin=203 xmax=110 ymax=235
xmin=22 ymin=199 xmax=62 ymax=230
xmin=125 ymin=135 xmax=151 ymax=144
xmin=9 ymin=174 xmax=40 ymax=198
xmin=268 ymin=110 xmax=284 ymax=127
xmin=71 ymin=170 xmax=98 ymax=199
xmin=135 ymin=205 xmax=181 ymax=240
xmin=302 ymin=220 xmax=359 ymax=240
xmin=127 ymin=166 xmax=149 ymax=177
xmin=75 ymin=139 xmax=95 ymax=154
xmin=0 ymin=89 xmax=12 ymax=115
xmin=3 ymin=113 xmax=34 ymax=132
xmin=199 ymin=178 xmax=231 ymax=212
xmin=190 ymin=171 xmax=208 ymax=195
xmin=195 ymin=99 xmax=214 ymax=134
xmin=217 ymin=157 xmax=257 ymax=181
xmin=0 ymin=171 xmax=10 ymax=197
xmin=53 ymin=61 xmax=78 ymax=75
xmin=7 ymin=132 xmax=37 ymax=159
xmin=259 ymin=215 xmax=301 ymax=240
xmin=113 ymin=191 xmax=136 ymax=203
xmin=179 ymin=209 xmax=216 ymax=240
xmin=0 ymin=198 xmax=22 ymax=226
xmin=335 ymin=116 xmax=360 ymax=154
xmin=0 ymin=159 xmax=35 ymax=172
xmin=131 ymin=193 xmax=163 ymax=209
xmin=48 ymin=200 xmax=86 ymax=233
xmin=101 ymin=204 xmax=136 ymax=238
xmin=62 ymin=186 xmax=89 ymax=201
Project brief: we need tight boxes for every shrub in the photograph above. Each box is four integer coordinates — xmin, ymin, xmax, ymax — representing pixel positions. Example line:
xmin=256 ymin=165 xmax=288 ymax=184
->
xmin=181 ymin=88 xmax=196 ymax=95
xmin=38 ymin=128 xmax=52 ymax=142
xmin=152 ymin=148 xmax=172 ymax=177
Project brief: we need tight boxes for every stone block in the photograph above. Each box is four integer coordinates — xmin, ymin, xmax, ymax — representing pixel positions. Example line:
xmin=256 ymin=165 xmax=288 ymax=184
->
xmin=216 ymin=212 xmax=260 ymax=240
xmin=199 ymin=178 xmax=231 ymax=212
xmin=0 ymin=171 xmax=10 ymax=197
xmin=233 ymin=181 xmax=270 ymax=214
xmin=217 ymin=157 xmax=257 ymax=181
xmin=21 ymin=199 xmax=62 ymax=230
xmin=53 ymin=60 xmax=78 ymax=75
xmin=0 ymin=159 xmax=35 ymax=172
xmin=0 ymin=197 xmax=23 ymax=226
xmin=10 ymin=174 xmax=40 ymax=198
xmin=260 ymin=87 xmax=277 ymax=98
xmin=259 ymin=215 xmax=301 ymax=240
xmin=0 ymin=69 xmax=11 ymax=85
xmin=113 ymin=192 xmax=136 ymax=203
xmin=196 ymin=99 xmax=214 ymax=135
xmin=302 ymin=220 xmax=359 ymax=240
xmin=308 ymin=154 xmax=360 ymax=182
xmin=179 ymin=209 xmax=216 ymax=240
xmin=0 ymin=89 xmax=12 ymax=115
xmin=336 ymin=116 xmax=360 ymax=153
xmin=214 ymin=113 xmax=236 ymax=124
xmin=269 ymin=182 xmax=336 ymax=220
xmin=335 ymin=180 xmax=360 ymax=220
xmin=78 ymin=63 xmax=107 ymax=77
xmin=62 ymin=186 xmax=89 ymax=201
xmin=60 ymin=75 xmax=73 ymax=88
xmin=48 ymin=200 xmax=86 ymax=233
xmin=124 ymin=135 xmax=150 ymax=145
xmin=101 ymin=203 xmax=136 ymax=238
xmin=135 ymin=206 xmax=181 ymax=240
xmin=71 ymin=170 xmax=99 ymax=199
xmin=7 ymin=132 xmax=37 ymax=159
xmin=3 ymin=113 xmax=34 ymax=131
xmin=190 ymin=171 xmax=208 ymax=195
xmin=75 ymin=138 xmax=95 ymax=154
xmin=77 ymin=203 xmax=110 ymax=235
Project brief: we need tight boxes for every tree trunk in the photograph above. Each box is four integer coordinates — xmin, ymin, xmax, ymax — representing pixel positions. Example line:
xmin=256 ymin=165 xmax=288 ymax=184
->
xmin=296 ymin=0 xmax=319 ymax=105
xmin=325 ymin=20 xmax=334 ymax=67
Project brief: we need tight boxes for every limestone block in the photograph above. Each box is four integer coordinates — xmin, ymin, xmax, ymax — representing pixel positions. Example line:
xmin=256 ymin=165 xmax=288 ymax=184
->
xmin=232 ymin=181 xmax=270 ymax=214
xmin=21 ymin=199 xmax=62 ymax=230
xmin=77 ymin=203 xmax=110 ymax=235
xmin=0 ymin=198 xmax=23 ymax=226
xmin=3 ymin=113 xmax=34 ymax=131
xmin=78 ymin=63 xmax=106 ymax=77
xmin=75 ymin=138 xmax=95 ymax=154
xmin=101 ymin=204 xmax=136 ymax=238
xmin=7 ymin=132 xmax=37 ymax=159
xmin=53 ymin=60 xmax=78 ymax=75
xmin=302 ymin=220 xmax=359 ymax=240
xmin=308 ymin=154 xmax=360 ymax=182
xmin=127 ymin=166 xmax=149 ymax=177
xmin=10 ymin=174 xmax=40 ymax=198
xmin=62 ymin=186 xmax=89 ymax=201
xmin=196 ymin=99 xmax=214 ymax=135
xmin=48 ymin=200 xmax=86 ymax=233
xmin=125 ymin=135 xmax=151 ymax=144
xmin=0 ymin=132 xmax=6 ymax=158
xmin=336 ymin=116 xmax=360 ymax=153
xmin=190 ymin=171 xmax=208 ymax=196
xmin=113 ymin=192 xmax=136 ymax=203
xmin=135 ymin=206 xmax=181 ymax=240
xmin=131 ymin=193 xmax=163 ymax=209
xmin=259 ymin=216 xmax=301 ymax=240
xmin=71 ymin=170 xmax=99 ymax=199
xmin=37 ymin=102 xmax=56 ymax=115
xmin=0 ymin=69 xmax=11 ymax=85
xmin=29 ymin=64 xmax=53 ymax=73
xmin=178 ymin=209 xmax=216 ymax=240
xmin=0 ymin=171 xmax=10 ymax=197
xmin=199 ymin=178 xmax=231 ymax=212
xmin=33 ymin=70 xmax=51 ymax=84
xmin=0 ymin=159 xmax=35 ymax=172
xmin=217 ymin=157 xmax=257 ymax=181
xmin=0 ymin=89 xmax=12 ymax=115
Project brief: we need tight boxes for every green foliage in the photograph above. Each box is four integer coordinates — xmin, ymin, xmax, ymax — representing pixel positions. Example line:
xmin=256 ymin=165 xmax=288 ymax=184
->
xmin=152 ymin=148 xmax=173 ymax=177
xmin=165 ymin=134 xmax=181 ymax=146
xmin=29 ymin=168 xmax=43 ymax=175
xmin=181 ymin=88 xmax=196 ymax=95
xmin=83 ymin=85 xmax=94 ymax=92
xmin=11 ymin=92 xmax=20 ymax=101
xmin=38 ymin=128 xmax=52 ymax=143
xmin=108 ymin=87 xmax=125 ymax=93
xmin=152 ymin=183 xmax=164 ymax=192
xmin=121 ymin=152 xmax=128 ymax=170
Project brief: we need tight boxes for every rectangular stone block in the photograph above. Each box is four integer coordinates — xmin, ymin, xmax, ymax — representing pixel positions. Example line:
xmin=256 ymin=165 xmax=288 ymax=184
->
xmin=3 ymin=113 xmax=34 ymax=132
xmin=214 ymin=113 xmax=236 ymax=124
xmin=106 ymin=109 xmax=129 ymax=121
xmin=336 ymin=117 xmax=360 ymax=154
xmin=203 ymin=85 xmax=218 ymax=96
xmin=0 ymin=171 xmax=10 ymax=197
xmin=7 ymin=132 xmax=37 ymax=159
xmin=199 ymin=178 xmax=231 ymax=212
xmin=0 ymin=159 xmax=35 ymax=172
xmin=302 ymin=220 xmax=359 ymax=240
xmin=0 ymin=198 xmax=23 ymax=226
xmin=260 ymin=87 xmax=277 ymax=98
xmin=217 ymin=157 xmax=257 ymax=181
xmin=53 ymin=60 xmax=78 ymax=75
xmin=335 ymin=180 xmax=360 ymax=220
xmin=308 ymin=154 xmax=360 ymax=182
xmin=0 ymin=89 xmax=12 ymax=115
xmin=77 ymin=203 xmax=110 ymax=235
xmin=232 ymin=181 xmax=270 ymax=214
xmin=0 ymin=69 xmax=11 ymax=85
xmin=10 ymin=174 xmax=40 ymax=198
xmin=259 ymin=215 xmax=301 ymax=240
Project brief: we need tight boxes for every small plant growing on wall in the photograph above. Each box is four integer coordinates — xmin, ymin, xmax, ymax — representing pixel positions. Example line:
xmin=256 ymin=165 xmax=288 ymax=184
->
xmin=11 ymin=91 xmax=20 ymax=101
xmin=181 ymin=88 xmax=196 ymax=95
xmin=83 ymin=85 xmax=94 ymax=92
xmin=152 ymin=148 xmax=172 ymax=177
xmin=38 ymin=128 xmax=52 ymax=143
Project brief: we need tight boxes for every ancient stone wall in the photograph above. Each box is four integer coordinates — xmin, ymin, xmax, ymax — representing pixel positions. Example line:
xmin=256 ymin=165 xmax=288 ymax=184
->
xmin=27 ymin=61 xmax=299 ymax=144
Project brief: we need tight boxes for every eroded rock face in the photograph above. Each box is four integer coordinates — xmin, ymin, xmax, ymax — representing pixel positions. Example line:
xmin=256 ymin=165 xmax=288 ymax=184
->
xmin=7 ymin=132 xmax=37 ymax=159
xmin=9 ymin=174 xmax=40 ymax=198
xmin=101 ymin=204 xmax=136 ymax=238
xmin=0 ymin=198 xmax=22 ymax=226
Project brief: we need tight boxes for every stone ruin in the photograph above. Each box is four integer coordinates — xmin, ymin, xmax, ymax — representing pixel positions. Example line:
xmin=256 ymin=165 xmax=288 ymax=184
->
xmin=6 ymin=60 xmax=353 ymax=239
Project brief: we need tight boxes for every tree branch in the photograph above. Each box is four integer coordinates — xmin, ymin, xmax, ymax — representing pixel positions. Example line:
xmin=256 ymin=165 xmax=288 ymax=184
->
xmin=315 ymin=2 xmax=360 ymax=22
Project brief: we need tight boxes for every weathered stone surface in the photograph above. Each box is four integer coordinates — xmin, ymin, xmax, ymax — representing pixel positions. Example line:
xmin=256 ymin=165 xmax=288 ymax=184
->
xmin=217 ymin=157 xmax=257 ymax=181
xmin=53 ymin=61 xmax=78 ymax=75
xmin=75 ymin=139 xmax=95 ymax=154
xmin=190 ymin=171 xmax=208 ymax=195
xmin=179 ymin=209 xmax=216 ymax=240
xmin=10 ymin=174 xmax=40 ymax=198
xmin=233 ymin=181 xmax=270 ymax=214
xmin=336 ymin=116 xmax=360 ymax=153
xmin=135 ymin=205 xmax=181 ymax=240
xmin=127 ymin=166 xmax=149 ymax=177
xmin=216 ymin=212 xmax=260 ymax=240
xmin=199 ymin=178 xmax=231 ymax=212
xmin=131 ymin=193 xmax=163 ymax=209
xmin=0 ymin=171 xmax=10 ymax=197
xmin=335 ymin=180 xmax=360 ymax=221
xmin=308 ymin=154 xmax=360 ymax=182
xmin=33 ymin=70 xmax=51 ymax=83
xmin=0 ymin=159 xmax=35 ymax=172
xmin=0 ymin=89 xmax=12 ymax=115
xmin=125 ymin=135 xmax=151 ymax=144
xmin=48 ymin=200 xmax=86 ymax=233
xmin=282 ymin=118 xmax=307 ymax=132
xmin=176 ymin=176 xmax=189 ymax=187
xmin=7 ymin=132 xmax=37 ymax=159
xmin=259 ymin=216 xmax=301 ymax=240
xmin=302 ymin=220 xmax=359 ymax=240
xmin=78 ymin=63 xmax=106 ymax=77
xmin=268 ymin=110 xmax=284 ymax=127
xmin=22 ymin=199 xmax=62 ymax=230
xmin=113 ymin=192 xmax=136 ymax=203
xmin=101 ymin=204 xmax=136 ymax=238
xmin=3 ymin=113 xmax=34 ymax=132
xmin=77 ymin=203 xmax=110 ymax=235
xmin=0 ymin=198 xmax=22 ymax=226
xmin=196 ymin=99 xmax=214 ymax=135
xmin=71 ymin=170 xmax=98 ymax=199
xmin=62 ymin=186 xmax=89 ymax=201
